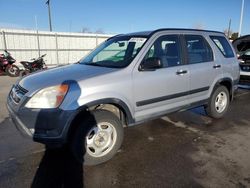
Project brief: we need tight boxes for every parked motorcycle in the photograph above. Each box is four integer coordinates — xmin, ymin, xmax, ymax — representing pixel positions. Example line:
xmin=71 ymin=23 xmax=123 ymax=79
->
xmin=20 ymin=54 xmax=47 ymax=76
xmin=0 ymin=50 xmax=20 ymax=77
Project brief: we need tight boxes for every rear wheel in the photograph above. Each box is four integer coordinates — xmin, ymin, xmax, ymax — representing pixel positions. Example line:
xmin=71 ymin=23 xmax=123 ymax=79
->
xmin=70 ymin=109 xmax=124 ymax=166
xmin=206 ymin=85 xmax=229 ymax=119
xmin=5 ymin=65 xmax=20 ymax=77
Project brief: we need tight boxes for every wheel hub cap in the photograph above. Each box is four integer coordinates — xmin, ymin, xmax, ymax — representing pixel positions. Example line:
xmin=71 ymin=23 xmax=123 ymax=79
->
xmin=86 ymin=122 xmax=117 ymax=158
xmin=215 ymin=91 xmax=227 ymax=113
xmin=94 ymin=131 xmax=108 ymax=147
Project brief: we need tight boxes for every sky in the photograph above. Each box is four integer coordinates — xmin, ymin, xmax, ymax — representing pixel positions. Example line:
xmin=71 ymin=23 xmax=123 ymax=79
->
xmin=0 ymin=0 xmax=249 ymax=35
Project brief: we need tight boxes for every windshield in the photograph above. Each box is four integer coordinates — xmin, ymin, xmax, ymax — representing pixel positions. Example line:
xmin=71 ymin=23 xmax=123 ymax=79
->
xmin=79 ymin=36 xmax=147 ymax=68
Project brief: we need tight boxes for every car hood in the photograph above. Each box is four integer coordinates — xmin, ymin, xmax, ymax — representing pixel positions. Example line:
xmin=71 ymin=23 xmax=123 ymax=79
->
xmin=19 ymin=64 xmax=117 ymax=94
xmin=232 ymin=35 xmax=250 ymax=53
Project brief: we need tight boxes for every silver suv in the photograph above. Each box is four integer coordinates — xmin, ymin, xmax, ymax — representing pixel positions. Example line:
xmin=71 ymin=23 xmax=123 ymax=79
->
xmin=7 ymin=29 xmax=239 ymax=165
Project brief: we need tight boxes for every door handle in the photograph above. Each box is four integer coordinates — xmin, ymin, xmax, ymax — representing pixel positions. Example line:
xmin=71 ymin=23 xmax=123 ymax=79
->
xmin=213 ymin=64 xmax=221 ymax=69
xmin=176 ymin=70 xmax=188 ymax=75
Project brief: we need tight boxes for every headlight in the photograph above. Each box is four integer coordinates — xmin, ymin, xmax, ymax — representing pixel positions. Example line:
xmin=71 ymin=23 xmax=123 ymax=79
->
xmin=25 ymin=84 xmax=69 ymax=109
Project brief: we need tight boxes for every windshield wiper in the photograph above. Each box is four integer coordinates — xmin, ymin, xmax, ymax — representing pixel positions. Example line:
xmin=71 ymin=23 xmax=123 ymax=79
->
xmin=84 ymin=63 xmax=103 ymax=67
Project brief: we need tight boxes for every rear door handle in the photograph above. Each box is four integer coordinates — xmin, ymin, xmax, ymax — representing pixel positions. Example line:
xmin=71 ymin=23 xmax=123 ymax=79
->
xmin=176 ymin=70 xmax=188 ymax=75
xmin=213 ymin=64 xmax=221 ymax=69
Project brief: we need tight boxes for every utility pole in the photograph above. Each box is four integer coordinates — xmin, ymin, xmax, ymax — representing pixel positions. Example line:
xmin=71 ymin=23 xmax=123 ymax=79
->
xmin=238 ymin=0 xmax=244 ymax=37
xmin=35 ymin=16 xmax=41 ymax=56
xmin=227 ymin=19 xmax=231 ymax=38
xmin=46 ymin=0 xmax=52 ymax=31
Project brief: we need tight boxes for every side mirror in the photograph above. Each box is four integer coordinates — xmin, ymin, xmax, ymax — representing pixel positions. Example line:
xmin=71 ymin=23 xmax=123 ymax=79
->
xmin=139 ymin=57 xmax=163 ymax=71
xmin=118 ymin=42 xmax=125 ymax=47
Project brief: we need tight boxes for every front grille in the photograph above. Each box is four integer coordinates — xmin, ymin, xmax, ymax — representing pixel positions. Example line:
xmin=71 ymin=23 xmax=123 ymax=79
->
xmin=10 ymin=84 xmax=28 ymax=104
xmin=15 ymin=84 xmax=28 ymax=94
xmin=240 ymin=64 xmax=250 ymax=72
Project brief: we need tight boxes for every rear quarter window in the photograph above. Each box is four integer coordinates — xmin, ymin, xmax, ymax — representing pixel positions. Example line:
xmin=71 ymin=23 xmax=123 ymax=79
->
xmin=210 ymin=36 xmax=235 ymax=58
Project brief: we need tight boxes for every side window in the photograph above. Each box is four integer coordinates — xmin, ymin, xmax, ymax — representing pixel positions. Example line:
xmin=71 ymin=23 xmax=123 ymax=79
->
xmin=144 ymin=35 xmax=182 ymax=68
xmin=210 ymin=36 xmax=235 ymax=58
xmin=185 ymin=35 xmax=213 ymax=64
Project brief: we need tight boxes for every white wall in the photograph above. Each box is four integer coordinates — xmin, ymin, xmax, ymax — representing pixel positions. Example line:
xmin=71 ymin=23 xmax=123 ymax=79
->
xmin=0 ymin=28 xmax=113 ymax=66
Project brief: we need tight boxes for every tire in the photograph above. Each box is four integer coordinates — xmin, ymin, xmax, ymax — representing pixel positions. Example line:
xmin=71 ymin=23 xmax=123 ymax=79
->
xmin=19 ymin=70 xmax=28 ymax=77
xmin=206 ymin=85 xmax=230 ymax=119
xmin=6 ymin=65 xmax=20 ymax=77
xmin=70 ymin=109 xmax=124 ymax=166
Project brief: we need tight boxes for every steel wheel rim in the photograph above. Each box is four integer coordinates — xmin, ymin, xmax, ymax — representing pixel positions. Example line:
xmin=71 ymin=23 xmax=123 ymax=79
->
xmin=85 ymin=122 xmax=117 ymax=158
xmin=215 ymin=91 xmax=227 ymax=113
xmin=8 ymin=66 xmax=18 ymax=75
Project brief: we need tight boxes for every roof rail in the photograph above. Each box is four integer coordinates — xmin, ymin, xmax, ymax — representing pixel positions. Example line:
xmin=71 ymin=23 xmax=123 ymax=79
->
xmin=149 ymin=28 xmax=224 ymax=36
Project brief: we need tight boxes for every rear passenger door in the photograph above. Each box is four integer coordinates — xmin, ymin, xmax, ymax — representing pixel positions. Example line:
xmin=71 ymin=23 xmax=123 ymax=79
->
xmin=183 ymin=35 xmax=220 ymax=103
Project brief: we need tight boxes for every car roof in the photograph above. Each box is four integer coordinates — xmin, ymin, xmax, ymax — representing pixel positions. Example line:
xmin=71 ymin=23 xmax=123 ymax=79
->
xmin=122 ymin=28 xmax=224 ymax=37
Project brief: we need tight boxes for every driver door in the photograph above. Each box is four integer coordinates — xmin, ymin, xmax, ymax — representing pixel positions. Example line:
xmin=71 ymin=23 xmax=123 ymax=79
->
xmin=132 ymin=34 xmax=190 ymax=122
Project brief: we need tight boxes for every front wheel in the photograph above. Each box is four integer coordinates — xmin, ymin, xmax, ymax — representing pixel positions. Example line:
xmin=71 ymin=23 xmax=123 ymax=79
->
xmin=205 ymin=85 xmax=230 ymax=119
xmin=5 ymin=65 xmax=20 ymax=77
xmin=70 ymin=109 xmax=124 ymax=166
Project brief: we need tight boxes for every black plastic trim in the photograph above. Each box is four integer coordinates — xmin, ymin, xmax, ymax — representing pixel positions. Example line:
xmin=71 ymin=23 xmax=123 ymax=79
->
xmin=131 ymin=99 xmax=209 ymax=126
xmin=216 ymin=77 xmax=233 ymax=86
xmin=80 ymin=98 xmax=135 ymax=124
xmin=136 ymin=86 xmax=209 ymax=107
xmin=233 ymin=78 xmax=240 ymax=85
xmin=215 ymin=77 xmax=237 ymax=100
xmin=180 ymin=35 xmax=188 ymax=65
xmin=149 ymin=28 xmax=224 ymax=38
xmin=117 ymin=28 xmax=224 ymax=40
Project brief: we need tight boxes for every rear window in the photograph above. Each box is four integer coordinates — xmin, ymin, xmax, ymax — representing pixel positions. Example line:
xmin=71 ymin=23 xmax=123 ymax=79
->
xmin=184 ymin=35 xmax=213 ymax=64
xmin=210 ymin=36 xmax=234 ymax=58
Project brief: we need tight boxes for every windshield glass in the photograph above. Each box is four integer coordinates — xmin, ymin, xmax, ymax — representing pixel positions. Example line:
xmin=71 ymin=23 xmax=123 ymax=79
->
xmin=79 ymin=36 xmax=147 ymax=68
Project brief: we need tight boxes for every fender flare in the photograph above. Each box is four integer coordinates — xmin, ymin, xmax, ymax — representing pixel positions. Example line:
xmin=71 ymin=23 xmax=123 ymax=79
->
xmin=76 ymin=98 xmax=135 ymax=125
xmin=214 ymin=77 xmax=234 ymax=100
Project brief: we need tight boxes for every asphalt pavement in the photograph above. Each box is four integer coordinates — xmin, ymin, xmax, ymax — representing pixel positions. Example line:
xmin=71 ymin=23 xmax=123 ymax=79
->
xmin=0 ymin=76 xmax=250 ymax=188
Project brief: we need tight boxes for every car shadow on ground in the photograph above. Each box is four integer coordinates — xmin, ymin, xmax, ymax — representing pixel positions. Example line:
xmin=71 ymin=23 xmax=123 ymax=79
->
xmin=31 ymin=79 xmax=87 ymax=188
xmin=31 ymin=146 xmax=84 ymax=188
xmin=31 ymin=109 xmax=97 ymax=188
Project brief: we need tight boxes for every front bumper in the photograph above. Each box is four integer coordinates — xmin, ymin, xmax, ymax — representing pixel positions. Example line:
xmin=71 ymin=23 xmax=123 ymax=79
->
xmin=239 ymin=71 xmax=250 ymax=85
xmin=7 ymin=103 xmax=34 ymax=137
xmin=7 ymin=96 xmax=76 ymax=146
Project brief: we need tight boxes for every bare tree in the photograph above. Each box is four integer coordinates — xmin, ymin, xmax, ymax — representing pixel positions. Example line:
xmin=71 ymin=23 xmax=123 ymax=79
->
xmin=81 ymin=27 xmax=91 ymax=33
xmin=193 ymin=23 xmax=205 ymax=30
xmin=223 ymin=29 xmax=239 ymax=40
xmin=80 ymin=27 xmax=105 ymax=34
xmin=231 ymin=32 xmax=239 ymax=40
xmin=95 ymin=28 xmax=105 ymax=34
